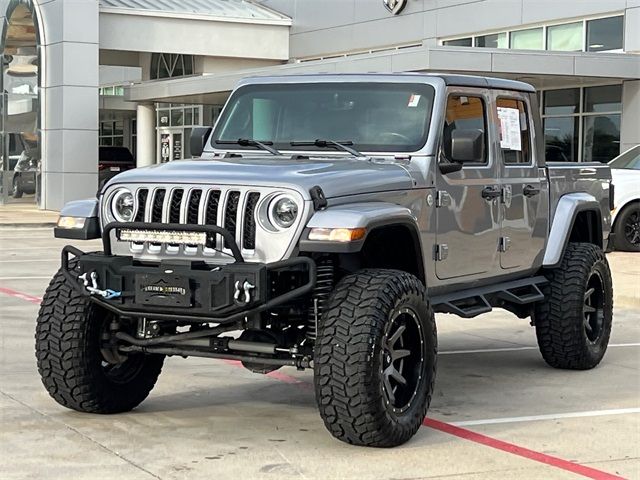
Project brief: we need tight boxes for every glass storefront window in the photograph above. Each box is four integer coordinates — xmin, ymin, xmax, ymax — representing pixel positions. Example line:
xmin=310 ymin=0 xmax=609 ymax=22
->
xmin=544 ymin=117 xmax=579 ymax=162
xmin=170 ymin=109 xmax=183 ymax=127
xmin=584 ymin=85 xmax=622 ymax=113
xmin=2 ymin=4 xmax=41 ymax=206
xmin=543 ymin=88 xmax=580 ymax=115
xmin=443 ymin=38 xmax=472 ymax=47
xmin=546 ymin=22 xmax=583 ymax=51
xmin=583 ymin=114 xmax=621 ymax=163
xmin=510 ymin=28 xmax=543 ymax=50
xmin=475 ymin=32 xmax=507 ymax=48
xmin=542 ymin=84 xmax=622 ymax=163
xmin=587 ymin=16 xmax=623 ymax=52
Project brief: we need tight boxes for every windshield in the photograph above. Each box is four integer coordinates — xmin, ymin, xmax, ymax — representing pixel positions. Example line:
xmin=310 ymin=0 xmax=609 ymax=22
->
xmin=212 ymin=82 xmax=435 ymax=153
xmin=608 ymin=145 xmax=640 ymax=170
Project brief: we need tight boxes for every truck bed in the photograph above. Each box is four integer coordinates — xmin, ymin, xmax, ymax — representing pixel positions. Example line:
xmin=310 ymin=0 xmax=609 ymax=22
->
xmin=546 ymin=161 xmax=612 ymax=242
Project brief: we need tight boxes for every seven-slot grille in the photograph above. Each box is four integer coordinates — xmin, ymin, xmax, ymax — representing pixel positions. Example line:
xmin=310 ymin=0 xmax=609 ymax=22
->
xmin=131 ymin=186 xmax=261 ymax=252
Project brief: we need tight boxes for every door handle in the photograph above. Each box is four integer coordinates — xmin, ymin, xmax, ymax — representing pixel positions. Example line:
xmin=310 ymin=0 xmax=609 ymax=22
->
xmin=523 ymin=184 xmax=540 ymax=197
xmin=481 ymin=186 xmax=501 ymax=200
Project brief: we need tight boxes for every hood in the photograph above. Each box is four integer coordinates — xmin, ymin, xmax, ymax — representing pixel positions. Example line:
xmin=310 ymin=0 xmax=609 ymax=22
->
xmin=105 ymin=155 xmax=414 ymax=200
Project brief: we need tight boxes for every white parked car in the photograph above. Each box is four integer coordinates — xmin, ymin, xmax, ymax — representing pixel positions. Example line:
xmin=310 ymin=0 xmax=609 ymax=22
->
xmin=609 ymin=145 xmax=640 ymax=251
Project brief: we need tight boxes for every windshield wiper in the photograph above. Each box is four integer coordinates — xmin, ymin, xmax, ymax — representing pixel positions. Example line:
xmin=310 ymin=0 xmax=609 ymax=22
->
xmin=290 ymin=139 xmax=364 ymax=157
xmin=215 ymin=138 xmax=281 ymax=155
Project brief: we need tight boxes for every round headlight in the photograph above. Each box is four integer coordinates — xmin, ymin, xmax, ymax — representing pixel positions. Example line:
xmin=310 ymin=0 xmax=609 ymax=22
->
xmin=111 ymin=189 xmax=135 ymax=223
xmin=270 ymin=195 xmax=298 ymax=229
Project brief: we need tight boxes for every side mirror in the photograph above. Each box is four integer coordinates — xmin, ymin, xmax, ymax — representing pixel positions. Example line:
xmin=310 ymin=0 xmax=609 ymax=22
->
xmin=189 ymin=126 xmax=213 ymax=158
xmin=450 ymin=129 xmax=484 ymax=163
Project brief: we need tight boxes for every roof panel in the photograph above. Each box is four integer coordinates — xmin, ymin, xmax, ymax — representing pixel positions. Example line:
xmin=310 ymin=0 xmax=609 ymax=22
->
xmin=99 ymin=0 xmax=289 ymax=22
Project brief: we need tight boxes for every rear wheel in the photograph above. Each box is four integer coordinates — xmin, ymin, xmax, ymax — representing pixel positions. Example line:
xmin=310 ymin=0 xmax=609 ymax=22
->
xmin=35 ymin=265 xmax=164 ymax=413
xmin=534 ymin=243 xmax=613 ymax=370
xmin=314 ymin=269 xmax=436 ymax=447
xmin=614 ymin=202 xmax=640 ymax=252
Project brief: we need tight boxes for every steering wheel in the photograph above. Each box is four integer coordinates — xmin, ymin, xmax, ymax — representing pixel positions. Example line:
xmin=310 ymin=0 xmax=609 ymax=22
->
xmin=379 ymin=132 xmax=412 ymax=143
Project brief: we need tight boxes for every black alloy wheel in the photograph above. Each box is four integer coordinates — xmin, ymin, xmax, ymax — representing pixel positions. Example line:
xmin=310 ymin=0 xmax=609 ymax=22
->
xmin=623 ymin=210 xmax=640 ymax=247
xmin=381 ymin=307 xmax=425 ymax=414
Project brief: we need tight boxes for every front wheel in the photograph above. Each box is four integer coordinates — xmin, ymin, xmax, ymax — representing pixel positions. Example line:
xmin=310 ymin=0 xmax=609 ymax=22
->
xmin=314 ymin=269 xmax=437 ymax=447
xmin=534 ymin=243 xmax=613 ymax=370
xmin=35 ymin=265 xmax=164 ymax=413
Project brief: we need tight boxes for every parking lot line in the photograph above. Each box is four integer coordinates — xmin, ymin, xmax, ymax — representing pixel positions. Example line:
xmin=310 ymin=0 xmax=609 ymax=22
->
xmin=422 ymin=418 xmax=625 ymax=480
xmin=441 ymin=344 xmax=640 ymax=355
xmin=0 ymin=259 xmax=59 ymax=263
xmin=0 ymin=276 xmax=53 ymax=280
xmin=453 ymin=408 xmax=640 ymax=427
xmin=0 ymin=286 xmax=43 ymax=304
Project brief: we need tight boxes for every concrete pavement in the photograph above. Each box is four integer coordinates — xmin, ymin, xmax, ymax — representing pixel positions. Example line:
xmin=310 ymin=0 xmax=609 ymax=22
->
xmin=0 ymin=226 xmax=638 ymax=480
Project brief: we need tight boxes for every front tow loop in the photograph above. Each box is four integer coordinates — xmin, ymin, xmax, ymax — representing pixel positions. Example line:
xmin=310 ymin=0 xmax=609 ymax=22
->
xmin=79 ymin=271 xmax=122 ymax=300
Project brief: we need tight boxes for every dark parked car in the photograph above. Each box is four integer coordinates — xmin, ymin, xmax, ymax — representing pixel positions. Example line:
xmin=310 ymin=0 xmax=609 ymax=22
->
xmin=98 ymin=146 xmax=135 ymax=189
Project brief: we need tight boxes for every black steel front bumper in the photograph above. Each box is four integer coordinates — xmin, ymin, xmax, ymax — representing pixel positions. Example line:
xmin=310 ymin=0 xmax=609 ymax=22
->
xmin=61 ymin=223 xmax=316 ymax=324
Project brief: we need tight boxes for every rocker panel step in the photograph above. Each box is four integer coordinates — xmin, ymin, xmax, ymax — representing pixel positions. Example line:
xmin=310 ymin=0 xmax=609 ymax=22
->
xmin=431 ymin=276 xmax=547 ymax=318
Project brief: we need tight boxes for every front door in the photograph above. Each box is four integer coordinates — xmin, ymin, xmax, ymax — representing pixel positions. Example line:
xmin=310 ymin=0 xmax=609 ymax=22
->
xmin=158 ymin=128 xmax=185 ymax=163
xmin=435 ymin=90 xmax=502 ymax=280
xmin=494 ymin=94 xmax=548 ymax=271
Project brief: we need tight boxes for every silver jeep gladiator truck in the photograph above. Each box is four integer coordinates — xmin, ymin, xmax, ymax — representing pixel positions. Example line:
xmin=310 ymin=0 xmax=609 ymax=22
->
xmin=38 ymin=74 xmax=613 ymax=447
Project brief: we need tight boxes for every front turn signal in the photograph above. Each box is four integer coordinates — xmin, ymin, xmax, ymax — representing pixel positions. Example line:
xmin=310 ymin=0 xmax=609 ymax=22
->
xmin=308 ymin=227 xmax=366 ymax=242
xmin=57 ymin=216 xmax=86 ymax=229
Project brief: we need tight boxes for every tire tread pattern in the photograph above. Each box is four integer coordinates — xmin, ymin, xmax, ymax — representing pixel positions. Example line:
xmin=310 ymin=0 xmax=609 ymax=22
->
xmin=314 ymin=269 xmax=437 ymax=447
xmin=534 ymin=243 xmax=613 ymax=370
xmin=35 ymin=263 xmax=164 ymax=413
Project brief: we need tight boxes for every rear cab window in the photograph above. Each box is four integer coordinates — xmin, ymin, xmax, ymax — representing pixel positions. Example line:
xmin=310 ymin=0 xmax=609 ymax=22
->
xmin=496 ymin=98 xmax=532 ymax=165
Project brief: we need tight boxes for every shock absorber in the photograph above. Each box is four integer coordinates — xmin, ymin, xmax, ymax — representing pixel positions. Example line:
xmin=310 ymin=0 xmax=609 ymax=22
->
xmin=306 ymin=255 xmax=335 ymax=342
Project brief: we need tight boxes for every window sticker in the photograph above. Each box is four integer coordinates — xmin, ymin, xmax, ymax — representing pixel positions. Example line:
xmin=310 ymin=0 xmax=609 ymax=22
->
xmin=408 ymin=94 xmax=421 ymax=107
xmin=497 ymin=107 xmax=522 ymax=151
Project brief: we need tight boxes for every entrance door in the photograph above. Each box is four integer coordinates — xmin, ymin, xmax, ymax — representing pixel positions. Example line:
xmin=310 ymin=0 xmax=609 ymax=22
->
xmin=435 ymin=90 xmax=502 ymax=280
xmin=158 ymin=128 xmax=185 ymax=163
xmin=494 ymin=94 xmax=548 ymax=271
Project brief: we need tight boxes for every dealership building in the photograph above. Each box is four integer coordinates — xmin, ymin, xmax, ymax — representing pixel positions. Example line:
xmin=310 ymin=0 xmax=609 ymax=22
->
xmin=1 ymin=0 xmax=639 ymax=210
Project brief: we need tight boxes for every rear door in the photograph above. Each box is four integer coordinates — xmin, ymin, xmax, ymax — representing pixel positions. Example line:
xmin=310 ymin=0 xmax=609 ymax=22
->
xmin=435 ymin=88 xmax=502 ymax=280
xmin=494 ymin=93 xmax=548 ymax=270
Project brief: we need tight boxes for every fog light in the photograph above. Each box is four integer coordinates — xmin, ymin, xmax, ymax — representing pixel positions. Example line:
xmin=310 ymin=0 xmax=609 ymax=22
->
xmin=57 ymin=216 xmax=86 ymax=229
xmin=308 ymin=227 xmax=366 ymax=242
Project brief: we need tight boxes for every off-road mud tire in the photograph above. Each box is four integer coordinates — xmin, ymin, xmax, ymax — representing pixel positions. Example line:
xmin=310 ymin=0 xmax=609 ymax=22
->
xmin=314 ymin=269 xmax=437 ymax=447
xmin=35 ymin=264 xmax=164 ymax=413
xmin=534 ymin=243 xmax=613 ymax=370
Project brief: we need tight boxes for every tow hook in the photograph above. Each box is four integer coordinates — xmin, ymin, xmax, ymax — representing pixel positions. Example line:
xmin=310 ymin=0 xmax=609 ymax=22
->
xmin=79 ymin=271 xmax=122 ymax=300
xmin=234 ymin=280 xmax=255 ymax=305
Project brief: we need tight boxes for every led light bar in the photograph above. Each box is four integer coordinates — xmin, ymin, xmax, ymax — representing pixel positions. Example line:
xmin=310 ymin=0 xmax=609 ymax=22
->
xmin=119 ymin=229 xmax=207 ymax=246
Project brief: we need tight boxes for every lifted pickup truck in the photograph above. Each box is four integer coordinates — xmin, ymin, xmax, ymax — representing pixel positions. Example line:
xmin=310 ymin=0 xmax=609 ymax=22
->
xmin=38 ymin=74 xmax=613 ymax=447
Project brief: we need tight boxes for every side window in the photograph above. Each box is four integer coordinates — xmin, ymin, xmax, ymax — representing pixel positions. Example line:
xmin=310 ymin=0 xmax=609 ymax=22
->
xmin=443 ymin=95 xmax=487 ymax=164
xmin=497 ymin=98 xmax=532 ymax=165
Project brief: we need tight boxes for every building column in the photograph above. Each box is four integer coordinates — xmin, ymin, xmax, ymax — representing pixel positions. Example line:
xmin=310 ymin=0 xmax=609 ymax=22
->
xmin=620 ymin=80 xmax=640 ymax=154
xmin=40 ymin=0 xmax=99 ymax=210
xmin=136 ymin=103 xmax=155 ymax=167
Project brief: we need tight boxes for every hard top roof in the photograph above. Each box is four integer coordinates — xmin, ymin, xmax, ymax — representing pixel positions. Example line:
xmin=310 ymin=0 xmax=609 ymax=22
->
xmin=238 ymin=73 xmax=536 ymax=93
